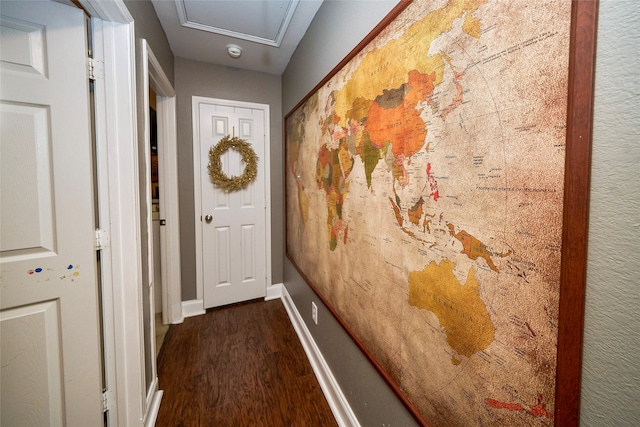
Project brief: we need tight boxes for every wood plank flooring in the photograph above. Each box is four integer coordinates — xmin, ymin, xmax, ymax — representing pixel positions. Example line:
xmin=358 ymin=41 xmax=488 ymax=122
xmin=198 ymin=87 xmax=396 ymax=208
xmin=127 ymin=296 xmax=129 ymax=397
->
xmin=156 ymin=299 xmax=338 ymax=427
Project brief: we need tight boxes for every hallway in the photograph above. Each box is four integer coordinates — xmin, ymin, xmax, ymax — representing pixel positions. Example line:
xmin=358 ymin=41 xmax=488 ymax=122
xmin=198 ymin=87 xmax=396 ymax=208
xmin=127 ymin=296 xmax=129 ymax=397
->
xmin=156 ymin=299 xmax=338 ymax=426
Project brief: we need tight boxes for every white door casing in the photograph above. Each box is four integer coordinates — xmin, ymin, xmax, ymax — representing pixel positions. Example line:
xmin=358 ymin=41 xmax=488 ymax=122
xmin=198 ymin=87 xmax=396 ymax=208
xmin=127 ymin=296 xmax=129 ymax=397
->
xmin=0 ymin=2 xmax=102 ymax=426
xmin=138 ymin=38 xmax=171 ymax=425
xmin=87 ymin=2 xmax=151 ymax=424
xmin=142 ymin=39 xmax=182 ymax=326
xmin=192 ymin=97 xmax=271 ymax=309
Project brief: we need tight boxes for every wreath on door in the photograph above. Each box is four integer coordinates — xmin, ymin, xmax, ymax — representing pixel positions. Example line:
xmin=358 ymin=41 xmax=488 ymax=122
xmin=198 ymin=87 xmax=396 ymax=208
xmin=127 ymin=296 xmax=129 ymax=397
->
xmin=207 ymin=135 xmax=258 ymax=192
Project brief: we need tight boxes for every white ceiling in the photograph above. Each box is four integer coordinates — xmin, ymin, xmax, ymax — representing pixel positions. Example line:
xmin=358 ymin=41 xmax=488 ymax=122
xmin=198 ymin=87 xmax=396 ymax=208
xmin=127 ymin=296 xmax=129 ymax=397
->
xmin=150 ymin=0 xmax=323 ymax=75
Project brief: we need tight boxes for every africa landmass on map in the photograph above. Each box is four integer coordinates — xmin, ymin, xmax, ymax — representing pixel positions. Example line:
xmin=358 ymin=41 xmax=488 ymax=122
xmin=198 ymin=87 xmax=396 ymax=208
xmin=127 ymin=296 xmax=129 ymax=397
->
xmin=286 ymin=0 xmax=572 ymax=425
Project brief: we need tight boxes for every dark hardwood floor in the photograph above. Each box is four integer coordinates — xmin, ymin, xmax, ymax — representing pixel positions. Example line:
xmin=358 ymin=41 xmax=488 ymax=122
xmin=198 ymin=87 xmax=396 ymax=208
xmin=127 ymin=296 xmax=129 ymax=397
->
xmin=156 ymin=299 xmax=338 ymax=427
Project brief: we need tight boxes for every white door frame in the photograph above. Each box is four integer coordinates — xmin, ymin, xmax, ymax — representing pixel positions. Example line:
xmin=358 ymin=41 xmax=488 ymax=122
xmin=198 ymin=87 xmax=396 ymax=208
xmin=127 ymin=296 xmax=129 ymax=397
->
xmin=81 ymin=0 xmax=155 ymax=425
xmin=141 ymin=39 xmax=182 ymax=326
xmin=192 ymin=96 xmax=272 ymax=313
xmin=138 ymin=38 xmax=181 ymax=425
xmin=138 ymin=38 xmax=159 ymax=419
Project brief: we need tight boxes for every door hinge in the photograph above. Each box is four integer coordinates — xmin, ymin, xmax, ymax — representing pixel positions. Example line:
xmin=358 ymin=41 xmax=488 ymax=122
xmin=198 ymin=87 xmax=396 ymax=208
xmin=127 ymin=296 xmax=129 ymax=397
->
xmin=102 ymin=390 xmax=116 ymax=413
xmin=87 ymin=57 xmax=104 ymax=81
xmin=88 ymin=57 xmax=94 ymax=81
xmin=95 ymin=228 xmax=110 ymax=250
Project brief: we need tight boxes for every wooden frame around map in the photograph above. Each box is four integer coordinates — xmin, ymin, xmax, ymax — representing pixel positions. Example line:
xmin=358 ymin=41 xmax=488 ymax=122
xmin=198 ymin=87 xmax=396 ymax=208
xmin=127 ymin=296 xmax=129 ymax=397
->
xmin=284 ymin=1 xmax=598 ymax=425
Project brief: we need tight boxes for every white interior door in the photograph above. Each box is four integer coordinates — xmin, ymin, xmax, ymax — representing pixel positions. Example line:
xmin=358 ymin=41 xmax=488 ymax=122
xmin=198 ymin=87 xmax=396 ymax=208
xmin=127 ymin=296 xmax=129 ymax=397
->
xmin=197 ymin=100 xmax=268 ymax=309
xmin=0 ymin=2 xmax=103 ymax=426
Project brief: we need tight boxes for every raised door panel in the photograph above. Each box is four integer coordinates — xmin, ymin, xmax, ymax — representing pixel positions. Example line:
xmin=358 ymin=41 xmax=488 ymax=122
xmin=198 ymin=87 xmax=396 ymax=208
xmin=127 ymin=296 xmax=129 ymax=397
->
xmin=1 ymin=301 xmax=64 ymax=427
xmin=0 ymin=14 xmax=47 ymax=76
xmin=0 ymin=102 xmax=56 ymax=259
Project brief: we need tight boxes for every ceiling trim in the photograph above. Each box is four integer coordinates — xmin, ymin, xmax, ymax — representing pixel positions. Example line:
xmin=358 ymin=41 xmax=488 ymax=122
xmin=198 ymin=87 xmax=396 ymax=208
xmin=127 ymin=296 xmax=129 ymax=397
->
xmin=173 ymin=0 xmax=299 ymax=48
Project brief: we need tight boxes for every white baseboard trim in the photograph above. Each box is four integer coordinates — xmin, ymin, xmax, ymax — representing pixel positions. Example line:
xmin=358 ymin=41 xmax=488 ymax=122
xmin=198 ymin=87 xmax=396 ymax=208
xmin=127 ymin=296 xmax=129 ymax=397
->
xmin=182 ymin=299 xmax=205 ymax=318
xmin=265 ymin=283 xmax=283 ymax=301
xmin=144 ymin=389 xmax=163 ymax=427
xmin=280 ymin=286 xmax=360 ymax=427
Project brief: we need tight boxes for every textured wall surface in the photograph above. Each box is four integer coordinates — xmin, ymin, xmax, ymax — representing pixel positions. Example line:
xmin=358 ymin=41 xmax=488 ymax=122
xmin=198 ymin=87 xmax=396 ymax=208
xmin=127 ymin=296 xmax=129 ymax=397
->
xmin=581 ymin=1 xmax=640 ymax=426
xmin=174 ymin=58 xmax=282 ymax=300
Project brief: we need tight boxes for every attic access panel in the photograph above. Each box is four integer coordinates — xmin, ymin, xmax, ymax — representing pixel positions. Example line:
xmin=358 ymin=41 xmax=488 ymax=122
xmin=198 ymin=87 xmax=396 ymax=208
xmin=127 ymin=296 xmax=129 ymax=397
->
xmin=175 ymin=0 xmax=298 ymax=47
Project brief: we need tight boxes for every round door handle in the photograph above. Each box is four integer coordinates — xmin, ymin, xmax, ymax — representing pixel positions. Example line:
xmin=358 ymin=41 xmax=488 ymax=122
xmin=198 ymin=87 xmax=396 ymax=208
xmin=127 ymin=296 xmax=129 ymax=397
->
xmin=205 ymin=214 xmax=213 ymax=223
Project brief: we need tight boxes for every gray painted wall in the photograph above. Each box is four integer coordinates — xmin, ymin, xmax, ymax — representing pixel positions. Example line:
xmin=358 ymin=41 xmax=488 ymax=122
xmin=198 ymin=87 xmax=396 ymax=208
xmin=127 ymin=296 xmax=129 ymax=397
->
xmin=282 ymin=0 xmax=640 ymax=426
xmin=581 ymin=1 xmax=640 ymax=426
xmin=175 ymin=57 xmax=283 ymax=300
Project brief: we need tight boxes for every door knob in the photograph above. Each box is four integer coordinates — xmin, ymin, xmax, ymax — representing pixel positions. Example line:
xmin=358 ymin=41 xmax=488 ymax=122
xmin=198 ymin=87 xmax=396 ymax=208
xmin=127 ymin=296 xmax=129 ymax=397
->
xmin=205 ymin=214 xmax=213 ymax=223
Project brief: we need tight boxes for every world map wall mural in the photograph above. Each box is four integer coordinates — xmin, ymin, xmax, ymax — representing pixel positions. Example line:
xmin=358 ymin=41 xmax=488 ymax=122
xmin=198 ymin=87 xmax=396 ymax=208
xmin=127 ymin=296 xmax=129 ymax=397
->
xmin=285 ymin=0 xmax=596 ymax=425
